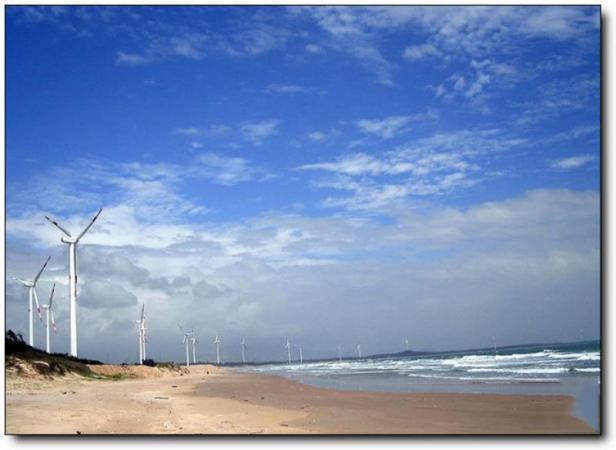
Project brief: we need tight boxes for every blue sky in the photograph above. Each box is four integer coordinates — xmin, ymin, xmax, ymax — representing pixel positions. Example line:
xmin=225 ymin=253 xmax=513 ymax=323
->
xmin=5 ymin=6 xmax=600 ymax=363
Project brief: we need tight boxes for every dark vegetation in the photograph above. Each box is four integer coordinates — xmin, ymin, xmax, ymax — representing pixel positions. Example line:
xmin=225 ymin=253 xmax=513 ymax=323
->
xmin=5 ymin=329 xmax=104 ymax=379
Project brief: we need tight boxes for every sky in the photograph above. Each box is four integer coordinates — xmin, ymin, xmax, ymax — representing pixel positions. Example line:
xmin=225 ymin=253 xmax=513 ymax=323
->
xmin=5 ymin=5 xmax=600 ymax=364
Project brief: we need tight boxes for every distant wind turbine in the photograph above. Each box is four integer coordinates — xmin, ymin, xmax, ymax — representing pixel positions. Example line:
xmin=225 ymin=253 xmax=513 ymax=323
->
xmin=338 ymin=344 xmax=342 ymax=362
xmin=492 ymin=336 xmax=497 ymax=356
xmin=136 ymin=305 xmax=146 ymax=364
xmin=12 ymin=256 xmax=50 ymax=347
xmin=241 ymin=338 xmax=247 ymax=364
xmin=178 ymin=324 xmax=194 ymax=367
xmin=286 ymin=338 xmax=291 ymax=364
xmin=41 ymin=283 xmax=57 ymax=353
xmin=357 ymin=344 xmax=362 ymax=359
xmin=299 ymin=346 xmax=303 ymax=364
xmin=214 ymin=334 xmax=221 ymax=365
xmin=45 ymin=208 xmax=103 ymax=357
xmin=405 ymin=338 xmax=409 ymax=351
xmin=191 ymin=334 xmax=198 ymax=364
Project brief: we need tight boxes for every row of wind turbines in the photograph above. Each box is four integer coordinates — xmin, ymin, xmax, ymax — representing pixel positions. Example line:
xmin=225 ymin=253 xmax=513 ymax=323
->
xmin=14 ymin=208 xmax=415 ymax=367
xmin=12 ymin=209 xmax=103 ymax=356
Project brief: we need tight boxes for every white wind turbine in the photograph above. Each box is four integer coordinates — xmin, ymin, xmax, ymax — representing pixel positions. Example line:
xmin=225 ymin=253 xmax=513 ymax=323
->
xmin=357 ymin=344 xmax=362 ymax=359
xmin=405 ymin=338 xmax=409 ymax=351
xmin=241 ymin=338 xmax=247 ymax=364
xmin=45 ymin=208 xmax=103 ymax=357
xmin=214 ymin=334 xmax=221 ymax=365
xmin=298 ymin=346 xmax=303 ymax=364
xmin=12 ymin=256 xmax=51 ymax=347
xmin=285 ymin=338 xmax=291 ymax=364
xmin=136 ymin=305 xmax=146 ymax=364
xmin=41 ymin=283 xmax=57 ymax=353
xmin=191 ymin=334 xmax=198 ymax=365
xmin=178 ymin=324 xmax=194 ymax=367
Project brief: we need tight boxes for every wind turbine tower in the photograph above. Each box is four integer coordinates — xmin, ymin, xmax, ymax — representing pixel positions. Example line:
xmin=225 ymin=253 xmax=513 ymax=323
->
xmin=214 ymin=334 xmax=221 ymax=365
xmin=299 ymin=346 xmax=303 ymax=364
xmin=12 ymin=256 xmax=50 ymax=347
xmin=45 ymin=209 xmax=103 ymax=357
xmin=286 ymin=338 xmax=291 ymax=364
xmin=405 ymin=338 xmax=409 ymax=351
xmin=241 ymin=338 xmax=247 ymax=364
xmin=178 ymin=324 xmax=193 ymax=367
xmin=41 ymin=283 xmax=57 ymax=353
xmin=191 ymin=334 xmax=198 ymax=364
xmin=357 ymin=344 xmax=362 ymax=359
xmin=136 ymin=305 xmax=146 ymax=364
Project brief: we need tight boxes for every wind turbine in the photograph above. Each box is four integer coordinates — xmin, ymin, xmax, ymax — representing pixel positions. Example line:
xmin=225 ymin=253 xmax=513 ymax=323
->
xmin=191 ymin=334 xmax=198 ymax=364
xmin=12 ymin=256 xmax=50 ymax=347
xmin=405 ymin=338 xmax=409 ymax=351
xmin=338 ymin=344 xmax=342 ymax=362
xmin=241 ymin=338 xmax=247 ymax=364
xmin=285 ymin=338 xmax=291 ymax=364
xmin=214 ymin=334 xmax=221 ymax=365
xmin=299 ymin=346 xmax=303 ymax=364
xmin=357 ymin=344 xmax=362 ymax=359
xmin=178 ymin=324 xmax=193 ymax=367
xmin=45 ymin=208 xmax=103 ymax=357
xmin=136 ymin=305 xmax=146 ymax=364
xmin=41 ymin=283 xmax=57 ymax=353
xmin=492 ymin=336 xmax=497 ymax=356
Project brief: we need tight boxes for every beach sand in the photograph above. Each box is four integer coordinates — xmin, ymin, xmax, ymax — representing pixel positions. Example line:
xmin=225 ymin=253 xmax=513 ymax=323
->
xmin=5 ymin=364 xmax=595 ymax=435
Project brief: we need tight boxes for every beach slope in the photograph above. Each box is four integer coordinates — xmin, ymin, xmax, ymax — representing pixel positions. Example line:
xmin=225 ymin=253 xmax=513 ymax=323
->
xmin=5 ymin=363 xmax=595 ymax=435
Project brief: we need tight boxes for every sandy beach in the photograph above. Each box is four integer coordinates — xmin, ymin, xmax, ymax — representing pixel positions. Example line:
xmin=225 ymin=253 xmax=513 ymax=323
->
xmin=5 ymin=363 xmax=595 ymax=435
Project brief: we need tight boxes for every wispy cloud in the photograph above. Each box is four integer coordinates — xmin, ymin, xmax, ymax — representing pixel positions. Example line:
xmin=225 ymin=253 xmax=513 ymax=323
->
xmin=116 ymin=51 xmax=152 ymax=66
xmin=264 ymin=83 xmax=325 ymax=95
xmin=550 ymin=155 xmax=596 ymax=170
xmin=174 ymin=127 xmax=202 ymax=136
xmin=355 ymin=111 xmax=438 ymax=139
xmin=299 ymin=128 xmax=526 ymax=211
xmin=240 ymin=120 xmax=281 ymax=145
xmin=193 ymin=152 xmax=273 ymax=185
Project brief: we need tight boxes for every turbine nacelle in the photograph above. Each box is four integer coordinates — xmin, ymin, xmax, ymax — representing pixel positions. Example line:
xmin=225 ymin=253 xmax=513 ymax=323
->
xmin=60 ymin=236 xmax=78 ymax=244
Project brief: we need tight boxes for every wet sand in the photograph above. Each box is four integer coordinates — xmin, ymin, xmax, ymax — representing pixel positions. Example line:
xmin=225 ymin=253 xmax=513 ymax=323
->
xmin=5 ymin=364 xmax=595 ymax=435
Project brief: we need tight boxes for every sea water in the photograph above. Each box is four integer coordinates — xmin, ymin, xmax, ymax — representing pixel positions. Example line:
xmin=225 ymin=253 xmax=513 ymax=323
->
xmin=242 ymin=341 xmax=600 ymax=430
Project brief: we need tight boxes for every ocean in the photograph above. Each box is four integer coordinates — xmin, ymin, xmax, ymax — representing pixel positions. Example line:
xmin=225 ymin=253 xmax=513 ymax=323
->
xmin=241 ymin=340 xmax=601 ymax=430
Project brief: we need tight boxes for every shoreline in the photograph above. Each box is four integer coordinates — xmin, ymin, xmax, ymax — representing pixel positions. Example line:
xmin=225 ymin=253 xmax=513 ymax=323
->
xmin=6 ymin=364 xmax=596 ymax=435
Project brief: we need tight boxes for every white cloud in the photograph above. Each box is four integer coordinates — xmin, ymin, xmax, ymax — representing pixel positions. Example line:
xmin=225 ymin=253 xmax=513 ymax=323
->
xmin=356 ymin=116 xmax=412 ymax=139
xmin=305 ymin=43 xmax=322 ymax=53
xmin=264 ymin=83 xmax=324 ymax=95
xmin=550 ymin=155 xmax=596 ymax=170
xmin=299 ymin=128 xmax=526 ymax=211
xmin=5 ymin=188 xmax=599 ymax=361
xmin=116 ymin=51 xmax=151 ymax=66
xmin=355 ymin=110 xmax=438 ymax=139
xmin=174 ymin=127 xmax=202 ymax=136
xmin=240 ymin=120 xmax=281 ymax=145
xmin=193 ymin=152 xmax=272 ymax=186
xmin=402 ymin=42 xmax=441 ymax=61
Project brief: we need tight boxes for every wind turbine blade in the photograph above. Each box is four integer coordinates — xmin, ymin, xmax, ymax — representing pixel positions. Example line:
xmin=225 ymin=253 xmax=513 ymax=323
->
xmin=48 ymin=283 xmax=56 ymax=308
xmin=177 ymin=323 xmax=185 ymax=333
xmin=51 ymin=309 xmax=57 ymax=334
xmin=11 ymin=277 xmax=28 ymax=285
xmin=140 ymin=304 xmax=145 ymax=323
xmin=76 ymin=208 xmax=103 ymax=241
xmin=33 ymin=256 xmax=51 ymax=285
xmin=32 ymin=288 xmax=43 ymax=321
xmin=44 ymin=216 xmax=72 ymax=237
